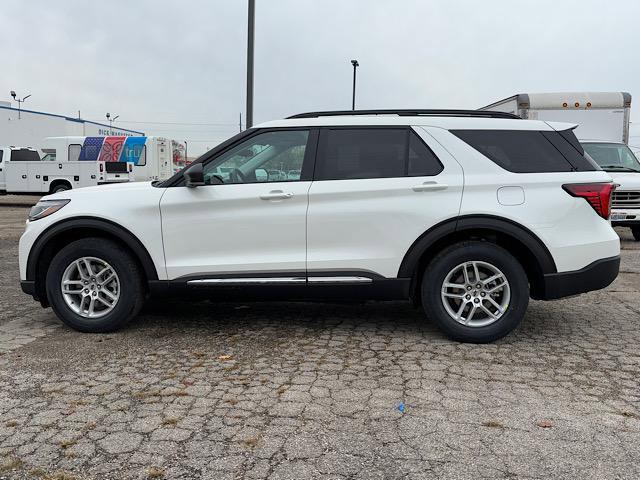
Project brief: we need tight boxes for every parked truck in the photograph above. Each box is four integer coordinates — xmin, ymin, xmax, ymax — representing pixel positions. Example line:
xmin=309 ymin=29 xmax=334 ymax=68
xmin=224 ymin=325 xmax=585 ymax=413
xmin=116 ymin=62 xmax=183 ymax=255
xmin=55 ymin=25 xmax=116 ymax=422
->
xmin=0 ymin=145 xmax=108 ymax=194
xmin=48 ymin=135 xmax=179 ymax=182
xmin=480 ymin=92 xmax=640 ymax=240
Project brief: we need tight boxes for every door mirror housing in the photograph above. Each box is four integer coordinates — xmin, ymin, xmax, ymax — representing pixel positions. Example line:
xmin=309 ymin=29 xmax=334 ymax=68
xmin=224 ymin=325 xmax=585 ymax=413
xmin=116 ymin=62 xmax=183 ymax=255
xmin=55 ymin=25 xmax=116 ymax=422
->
xmin=184 ymin=163 xmax=205 ymax=187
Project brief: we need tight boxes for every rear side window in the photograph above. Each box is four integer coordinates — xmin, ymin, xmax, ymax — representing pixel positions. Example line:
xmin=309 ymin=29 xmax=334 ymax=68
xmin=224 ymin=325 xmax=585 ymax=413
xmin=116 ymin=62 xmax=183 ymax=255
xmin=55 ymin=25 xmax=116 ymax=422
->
xmin=315 ymin=128 xmax=443 ymax=180
xmin=542 ymin=131 xmax=597 ymax=171
xmin=10 ymin=149 xmax=40 ymax=162
xmin=69 ymin=144 xmax=81 ymax=162
xmin=451 ymin=130 xmax=575 ymax=173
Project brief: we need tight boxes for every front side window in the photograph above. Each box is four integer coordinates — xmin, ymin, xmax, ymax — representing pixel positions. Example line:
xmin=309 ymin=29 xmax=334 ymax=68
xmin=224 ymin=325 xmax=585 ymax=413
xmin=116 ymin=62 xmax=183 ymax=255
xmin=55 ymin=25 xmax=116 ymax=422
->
xmin=315 ymin=128 xmax=443 ymax=181
xmin=202 ymin=130 xmax=309 ymax=185
xmin=582 ymin=143 xmax=640 ymax=173
xmin=10 ymin=149 xmax=40 ymax=162
xmin=451 ymin=130 xmax=574 ymax=173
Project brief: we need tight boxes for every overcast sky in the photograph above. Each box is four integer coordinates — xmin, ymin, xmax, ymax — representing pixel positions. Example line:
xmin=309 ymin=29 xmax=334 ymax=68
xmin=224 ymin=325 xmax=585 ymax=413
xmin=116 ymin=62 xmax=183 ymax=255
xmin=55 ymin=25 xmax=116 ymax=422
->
xmin=3 ymin=0 xmax=640 ymax=155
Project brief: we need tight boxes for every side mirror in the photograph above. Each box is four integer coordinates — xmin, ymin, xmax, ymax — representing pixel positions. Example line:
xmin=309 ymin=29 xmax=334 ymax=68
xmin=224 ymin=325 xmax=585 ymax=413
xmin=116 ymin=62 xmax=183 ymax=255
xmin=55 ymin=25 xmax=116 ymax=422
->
xmin=184 ymin=163 xmax=205 ymax=187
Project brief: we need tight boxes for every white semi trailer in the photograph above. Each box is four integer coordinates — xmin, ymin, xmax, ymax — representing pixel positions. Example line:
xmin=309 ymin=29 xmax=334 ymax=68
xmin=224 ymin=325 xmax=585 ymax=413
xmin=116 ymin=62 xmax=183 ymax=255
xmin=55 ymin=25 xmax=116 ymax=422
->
xmin=480 ymin=92 xmax=640 ymax=240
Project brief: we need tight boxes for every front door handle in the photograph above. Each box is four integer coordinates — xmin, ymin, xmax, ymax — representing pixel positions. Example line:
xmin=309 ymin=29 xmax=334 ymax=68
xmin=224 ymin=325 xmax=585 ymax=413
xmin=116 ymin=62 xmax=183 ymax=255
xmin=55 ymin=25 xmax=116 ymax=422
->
xmin=412 ymin=181 xmax=448 ymax=192
xmin=260 ymin=190 xmax=293 ymax=200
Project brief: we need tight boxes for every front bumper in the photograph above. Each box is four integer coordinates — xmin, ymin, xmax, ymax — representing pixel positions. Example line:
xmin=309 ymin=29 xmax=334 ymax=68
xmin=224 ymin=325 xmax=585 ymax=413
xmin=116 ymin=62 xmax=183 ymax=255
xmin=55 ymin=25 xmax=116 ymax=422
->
xmin=538 ymin=255 xmax=620 ymax=300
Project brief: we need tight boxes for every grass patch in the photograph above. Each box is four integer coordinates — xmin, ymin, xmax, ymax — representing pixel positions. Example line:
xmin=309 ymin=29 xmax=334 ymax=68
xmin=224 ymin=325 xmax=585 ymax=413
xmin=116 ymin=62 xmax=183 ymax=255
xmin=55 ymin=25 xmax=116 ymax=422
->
xmin=481 ymin=420 xmax=504 ymax=428
xmin=59 ymin=439 xmax=77 ymax=450
xmin=243 ymin=437 xmax=259 ymax=448
xmin=0 ymin=456 xmax=24 ymax=472
xmin=147 ymin=466 xmax=165 ymax=478
xmin=5 ymin=420 xmax=18 ymax=427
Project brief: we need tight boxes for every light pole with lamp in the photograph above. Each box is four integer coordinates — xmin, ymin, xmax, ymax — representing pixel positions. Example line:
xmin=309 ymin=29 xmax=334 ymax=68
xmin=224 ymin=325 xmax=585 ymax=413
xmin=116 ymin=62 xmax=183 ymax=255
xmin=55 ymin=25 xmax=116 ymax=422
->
xmin=106 ymin=113 xmax=119 ymax=133
xmin=350 ymin=60 xmax=359 ymax=110
xmin=10 ymin=91 xmax=31 ymax=119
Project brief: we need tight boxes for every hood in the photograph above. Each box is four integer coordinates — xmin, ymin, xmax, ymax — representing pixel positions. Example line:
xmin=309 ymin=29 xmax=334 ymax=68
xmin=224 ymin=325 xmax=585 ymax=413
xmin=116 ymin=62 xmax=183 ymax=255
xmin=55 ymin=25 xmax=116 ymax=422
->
xmin=44 ymin=181 xmax=157 ymax=201
xmin=607 ymin=172 xmax=640 ymax=191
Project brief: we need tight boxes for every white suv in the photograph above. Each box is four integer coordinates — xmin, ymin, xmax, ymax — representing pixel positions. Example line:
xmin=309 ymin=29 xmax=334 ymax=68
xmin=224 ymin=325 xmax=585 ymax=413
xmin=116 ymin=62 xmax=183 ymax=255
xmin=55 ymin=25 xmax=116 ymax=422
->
xmin=19 ymin=110 xmax=620 ymax=343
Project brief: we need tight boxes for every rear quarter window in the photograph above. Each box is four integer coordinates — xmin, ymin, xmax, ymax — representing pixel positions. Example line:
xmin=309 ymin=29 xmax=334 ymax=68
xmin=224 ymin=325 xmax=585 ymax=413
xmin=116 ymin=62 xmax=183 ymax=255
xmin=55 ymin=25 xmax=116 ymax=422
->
xmin=451 ymin=130 xmax=576 ymax=173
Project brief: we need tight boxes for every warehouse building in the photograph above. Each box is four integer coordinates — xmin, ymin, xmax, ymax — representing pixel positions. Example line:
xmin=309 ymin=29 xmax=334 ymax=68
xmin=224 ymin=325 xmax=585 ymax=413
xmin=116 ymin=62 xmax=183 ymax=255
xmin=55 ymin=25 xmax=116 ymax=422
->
xmin=0 ymin=102 xmax=144 ymax=155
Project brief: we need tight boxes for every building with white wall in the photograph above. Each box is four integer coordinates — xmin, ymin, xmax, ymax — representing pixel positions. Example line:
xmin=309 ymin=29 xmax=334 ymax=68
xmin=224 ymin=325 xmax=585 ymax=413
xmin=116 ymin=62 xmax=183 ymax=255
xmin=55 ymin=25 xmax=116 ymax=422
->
xmin=0 ymin=102 xmax=144 ymax=155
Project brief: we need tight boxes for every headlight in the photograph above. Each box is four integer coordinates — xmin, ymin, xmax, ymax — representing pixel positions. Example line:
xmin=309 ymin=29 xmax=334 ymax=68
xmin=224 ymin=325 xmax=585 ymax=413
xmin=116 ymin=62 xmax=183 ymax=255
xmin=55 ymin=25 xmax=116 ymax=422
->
xmin=28 ymin=199 xmax=70 ymax=221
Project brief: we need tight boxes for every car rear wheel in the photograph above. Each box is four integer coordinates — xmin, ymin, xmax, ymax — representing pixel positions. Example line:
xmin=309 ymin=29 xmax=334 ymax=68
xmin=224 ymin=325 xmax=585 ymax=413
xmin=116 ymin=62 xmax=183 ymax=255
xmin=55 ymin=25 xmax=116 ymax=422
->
xmin=632 ymin=227 xmax=640 ymax=241
xmin=421 ymin=241 xmax=529 ymax=343
xmin=46 ymin=238 xmax=144 ymax=332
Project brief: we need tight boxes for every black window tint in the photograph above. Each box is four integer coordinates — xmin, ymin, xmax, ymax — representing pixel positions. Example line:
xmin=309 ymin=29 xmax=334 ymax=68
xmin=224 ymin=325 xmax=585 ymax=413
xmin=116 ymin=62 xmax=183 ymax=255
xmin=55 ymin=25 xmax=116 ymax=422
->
xmin=316 ymin=129 xmax=406 ymax=180
xmin=408 ymin=131 xmax=443 ymax=176
xmin=541 ymin=131 xmax=597 ymax=171
xmin=0 ymin=151 xmax=3 ymax=163
xmin=451 ymin=130 xmax=573 ymax=173
xmin=10 ymin=149 xmax=40 ymax=162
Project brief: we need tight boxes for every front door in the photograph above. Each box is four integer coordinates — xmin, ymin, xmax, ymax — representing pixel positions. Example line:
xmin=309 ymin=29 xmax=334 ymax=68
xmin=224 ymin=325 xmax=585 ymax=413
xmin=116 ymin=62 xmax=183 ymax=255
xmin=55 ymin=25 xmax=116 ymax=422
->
xmin=160 ymin=129 xmax=316 ymax=280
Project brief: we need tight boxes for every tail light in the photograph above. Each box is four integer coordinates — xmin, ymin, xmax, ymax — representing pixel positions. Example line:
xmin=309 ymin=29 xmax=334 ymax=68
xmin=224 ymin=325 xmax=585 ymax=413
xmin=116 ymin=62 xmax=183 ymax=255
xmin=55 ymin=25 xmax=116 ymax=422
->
xmin=562 ymin=183 xmax=615 ymax=219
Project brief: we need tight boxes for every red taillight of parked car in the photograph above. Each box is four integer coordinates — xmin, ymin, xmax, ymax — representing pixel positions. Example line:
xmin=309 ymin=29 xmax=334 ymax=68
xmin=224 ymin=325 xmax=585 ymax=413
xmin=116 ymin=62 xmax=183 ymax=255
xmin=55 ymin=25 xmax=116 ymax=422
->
xmin=562 ymin=183 xmax=615 ymax=219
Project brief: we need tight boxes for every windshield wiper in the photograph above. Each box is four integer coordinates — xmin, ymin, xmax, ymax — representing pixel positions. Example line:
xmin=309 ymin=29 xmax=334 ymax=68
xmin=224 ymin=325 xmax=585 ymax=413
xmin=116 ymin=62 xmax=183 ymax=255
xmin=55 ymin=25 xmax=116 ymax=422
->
xmin=599 ymin=165 xmax=640 ymax=173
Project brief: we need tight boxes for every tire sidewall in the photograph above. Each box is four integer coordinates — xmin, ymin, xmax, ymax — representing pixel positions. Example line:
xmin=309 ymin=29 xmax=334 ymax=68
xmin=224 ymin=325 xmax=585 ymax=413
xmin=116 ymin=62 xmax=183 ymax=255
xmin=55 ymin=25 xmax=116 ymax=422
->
xmin=422 ymin=242 xmax=529 ymax=343
xmin=46 ymin=240 xmax=140 ymax=332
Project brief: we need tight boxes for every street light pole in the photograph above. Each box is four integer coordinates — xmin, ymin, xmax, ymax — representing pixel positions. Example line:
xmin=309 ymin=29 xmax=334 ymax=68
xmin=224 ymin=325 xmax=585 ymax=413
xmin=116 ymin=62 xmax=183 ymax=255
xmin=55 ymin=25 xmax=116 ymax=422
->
xmin=350 ymin=60 xmax=359 ymax=110
xmin=10 ymin=91 xmax=31 ymax=120
xmin=246 ymin=0 xmax=255 ymax=129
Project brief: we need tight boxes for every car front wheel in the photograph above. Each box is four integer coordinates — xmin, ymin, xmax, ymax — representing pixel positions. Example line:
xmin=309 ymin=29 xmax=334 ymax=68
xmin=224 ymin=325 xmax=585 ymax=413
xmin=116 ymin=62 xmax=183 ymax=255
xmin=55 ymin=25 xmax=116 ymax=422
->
xmin=421 ymin=241 xmax=529 ymax=343
xmin=46 ymin=238 xmax=144 ymax=332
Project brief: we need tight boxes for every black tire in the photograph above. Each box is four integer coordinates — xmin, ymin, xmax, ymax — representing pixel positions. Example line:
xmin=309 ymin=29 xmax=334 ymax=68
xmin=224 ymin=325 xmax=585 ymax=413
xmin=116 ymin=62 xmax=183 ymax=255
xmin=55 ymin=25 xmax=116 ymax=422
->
xmin=45 ymin=237 xmax=145 ymax=332
xmin=51 ymin=184 xmax=71 ymax=193
xmin=421 ymin=241 xmax=529 ymax=343
xmin=632 ymin=227 xmax=640 ymax=241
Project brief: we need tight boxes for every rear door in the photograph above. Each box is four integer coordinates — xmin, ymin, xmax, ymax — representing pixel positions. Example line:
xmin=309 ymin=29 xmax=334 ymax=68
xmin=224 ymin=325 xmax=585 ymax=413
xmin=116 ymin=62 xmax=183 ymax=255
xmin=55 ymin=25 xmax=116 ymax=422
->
xmin=306 ymin=127 xmax=464 ymax=279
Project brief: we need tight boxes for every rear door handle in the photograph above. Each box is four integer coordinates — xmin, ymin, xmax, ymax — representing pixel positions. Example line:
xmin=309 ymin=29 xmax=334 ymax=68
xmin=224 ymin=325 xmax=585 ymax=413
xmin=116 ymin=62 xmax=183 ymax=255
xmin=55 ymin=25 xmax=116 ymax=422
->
xmin=412 ymin=181 xmax=448 ymax=192
xmin=260 ymin=190 xmax=293 ymax=200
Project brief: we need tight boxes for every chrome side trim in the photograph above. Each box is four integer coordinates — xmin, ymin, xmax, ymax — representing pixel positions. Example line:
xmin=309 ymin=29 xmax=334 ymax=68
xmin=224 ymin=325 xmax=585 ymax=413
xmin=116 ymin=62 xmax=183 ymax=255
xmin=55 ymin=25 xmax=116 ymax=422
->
xmin=307 ymin=276 xmax=373 ymax=284
xmin=187 ymin=277 xmax=305 ymax=285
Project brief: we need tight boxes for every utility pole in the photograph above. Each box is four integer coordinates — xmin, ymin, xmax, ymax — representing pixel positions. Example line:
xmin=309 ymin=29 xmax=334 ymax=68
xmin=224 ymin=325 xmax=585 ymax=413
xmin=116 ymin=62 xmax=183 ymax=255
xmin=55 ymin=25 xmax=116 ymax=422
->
xmin=350 ymin=60 xmax=359 ymax=110
xmin=246 ymin=0 xmax=255 ymax=128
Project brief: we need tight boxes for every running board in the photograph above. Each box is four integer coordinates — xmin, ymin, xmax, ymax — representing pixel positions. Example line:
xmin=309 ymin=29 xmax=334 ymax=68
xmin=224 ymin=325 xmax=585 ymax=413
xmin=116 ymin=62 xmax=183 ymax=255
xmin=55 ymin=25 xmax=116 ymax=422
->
xmin=186 ymin=276 xmax=373 ymax=286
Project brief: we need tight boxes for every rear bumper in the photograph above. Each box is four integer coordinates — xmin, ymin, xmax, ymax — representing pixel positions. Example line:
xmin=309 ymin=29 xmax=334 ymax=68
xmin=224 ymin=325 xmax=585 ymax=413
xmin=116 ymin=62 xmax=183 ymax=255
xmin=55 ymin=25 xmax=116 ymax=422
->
xmin=538 ymin=255 xmax=620 ymax=300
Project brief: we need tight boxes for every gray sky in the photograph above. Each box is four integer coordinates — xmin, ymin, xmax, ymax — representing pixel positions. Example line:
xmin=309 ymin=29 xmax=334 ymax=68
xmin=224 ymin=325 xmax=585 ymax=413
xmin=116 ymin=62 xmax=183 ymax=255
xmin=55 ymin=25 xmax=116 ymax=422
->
xmin=3 ymin=0 xmax=640 ymax=155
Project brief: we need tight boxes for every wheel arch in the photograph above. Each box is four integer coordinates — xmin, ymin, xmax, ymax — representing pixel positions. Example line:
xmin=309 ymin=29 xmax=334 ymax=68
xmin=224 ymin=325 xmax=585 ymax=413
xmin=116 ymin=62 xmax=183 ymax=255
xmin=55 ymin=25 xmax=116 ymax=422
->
xmin=48 ymin=179 xmax=72 ymax=193
xmin=27 ymin=217 xmax=159 ymax=306
xmin=399 ymin=215 xmax=557 ymax=300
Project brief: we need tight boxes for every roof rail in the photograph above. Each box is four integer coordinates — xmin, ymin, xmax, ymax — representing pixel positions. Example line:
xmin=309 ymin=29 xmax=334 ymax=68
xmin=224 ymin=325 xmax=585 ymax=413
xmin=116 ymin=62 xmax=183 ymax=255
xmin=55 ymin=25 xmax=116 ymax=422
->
xmin=287 ymin=109 xmax=521 ymax=120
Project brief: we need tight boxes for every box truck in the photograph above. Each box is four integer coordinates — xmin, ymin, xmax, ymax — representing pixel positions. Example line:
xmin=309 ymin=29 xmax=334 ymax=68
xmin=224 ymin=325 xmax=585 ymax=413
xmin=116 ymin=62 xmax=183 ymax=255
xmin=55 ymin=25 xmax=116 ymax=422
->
xmin=481 ymin=92 xmax=640 ymax=240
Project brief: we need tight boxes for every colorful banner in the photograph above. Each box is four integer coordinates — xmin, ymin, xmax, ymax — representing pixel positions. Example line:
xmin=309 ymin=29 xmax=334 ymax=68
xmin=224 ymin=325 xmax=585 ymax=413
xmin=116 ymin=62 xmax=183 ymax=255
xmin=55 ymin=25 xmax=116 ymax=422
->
xmin=99 ymin=136 xmax=126 ymax=163
xmin=79 ymin=137 xmax=104 ymax=161
xmin=121 ymin=137 xmax=147 ymax=166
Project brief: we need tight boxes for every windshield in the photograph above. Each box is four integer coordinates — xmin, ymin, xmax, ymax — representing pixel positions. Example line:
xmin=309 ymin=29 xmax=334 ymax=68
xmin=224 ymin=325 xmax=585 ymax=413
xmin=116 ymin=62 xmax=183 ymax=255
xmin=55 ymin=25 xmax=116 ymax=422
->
xmin=582 ymin=143 xmax=640 ymax=173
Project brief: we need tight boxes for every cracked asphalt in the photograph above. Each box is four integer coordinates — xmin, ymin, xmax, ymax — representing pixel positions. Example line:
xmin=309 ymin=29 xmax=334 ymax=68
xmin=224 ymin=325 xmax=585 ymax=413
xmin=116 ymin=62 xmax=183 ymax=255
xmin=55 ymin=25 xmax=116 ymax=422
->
xmin=0 ymin=201 xmax=639 ymax=479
